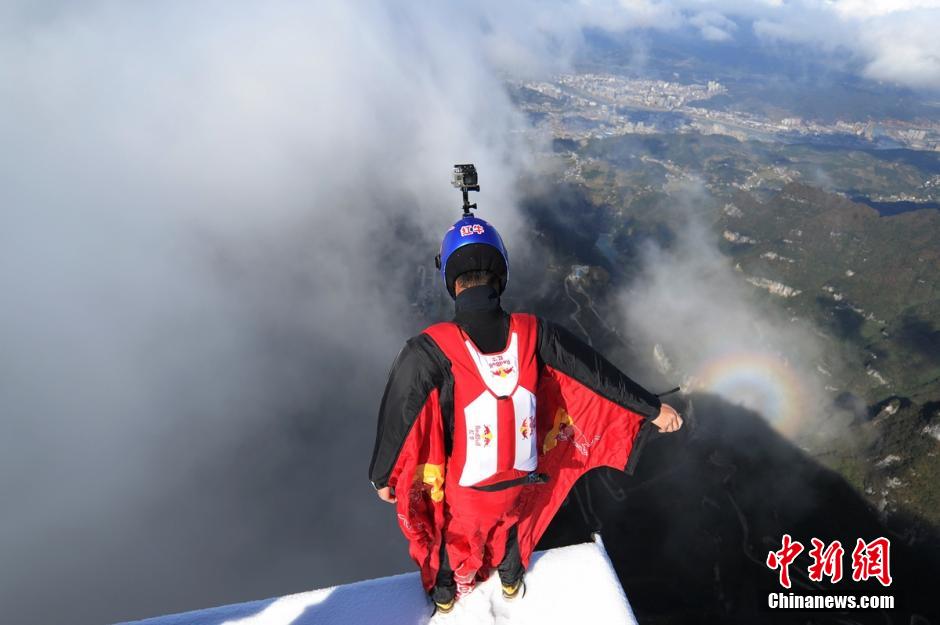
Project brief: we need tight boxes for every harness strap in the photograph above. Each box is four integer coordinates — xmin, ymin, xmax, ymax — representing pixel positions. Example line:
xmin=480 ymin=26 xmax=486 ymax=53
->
xmin=468 ymin=471 xmax=549 ymax=492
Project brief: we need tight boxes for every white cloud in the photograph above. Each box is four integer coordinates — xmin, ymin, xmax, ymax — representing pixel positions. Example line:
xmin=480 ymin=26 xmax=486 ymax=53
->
xmin=0 ymin=1 xmax=603 ymax=621
xmin=830 ymin=0 xmax=940 ymax=19
xmin=690 ymin=10 xmax=738 ymax=41
xmin=489 ymin=0 xmax=940 ymax=90
xmin=522 ymin=0 xmax=940 ymax=90
xmin=772 ymin=6 xmax=939 ymax=89
xmin=854 ymin=8 xmax=940 ymax=88
xmin=690 ymin=0 xmax=940 ymax=90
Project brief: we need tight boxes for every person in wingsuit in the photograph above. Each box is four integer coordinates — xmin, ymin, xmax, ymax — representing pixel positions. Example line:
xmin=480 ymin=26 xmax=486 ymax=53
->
xmin=369 ymin=213 xmax=683 ymax=614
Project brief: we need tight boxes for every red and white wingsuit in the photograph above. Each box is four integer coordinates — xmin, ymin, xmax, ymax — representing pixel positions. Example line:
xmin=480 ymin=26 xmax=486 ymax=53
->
xmin=369 ymin=313 xmax=662 ymax=596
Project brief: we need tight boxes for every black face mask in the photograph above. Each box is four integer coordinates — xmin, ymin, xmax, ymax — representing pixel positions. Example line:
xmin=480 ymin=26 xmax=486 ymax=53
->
xmin=453 ymin=285 xmax=510 ymax=354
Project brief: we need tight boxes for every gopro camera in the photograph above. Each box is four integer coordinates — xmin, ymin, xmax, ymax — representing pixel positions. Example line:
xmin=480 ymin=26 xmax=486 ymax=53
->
xmin=451 ymin=164 xmax=480 ymax=192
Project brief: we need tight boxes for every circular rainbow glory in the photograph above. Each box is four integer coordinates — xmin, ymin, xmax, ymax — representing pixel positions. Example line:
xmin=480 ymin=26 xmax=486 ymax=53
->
xmin=692 ymin=350 xmax=806 ymax=435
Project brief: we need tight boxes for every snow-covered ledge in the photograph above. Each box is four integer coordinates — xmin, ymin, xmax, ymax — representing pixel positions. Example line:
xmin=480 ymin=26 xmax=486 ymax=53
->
xmin=118 ymin=534 xmax=637 ymax=625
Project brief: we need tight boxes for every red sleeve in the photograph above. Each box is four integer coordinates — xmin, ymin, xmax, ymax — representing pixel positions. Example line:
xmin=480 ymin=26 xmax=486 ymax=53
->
xmin=390 ymin=388 xmax=448 ymax=591
xmin=369 ymin=335 xmax=447 ymax=489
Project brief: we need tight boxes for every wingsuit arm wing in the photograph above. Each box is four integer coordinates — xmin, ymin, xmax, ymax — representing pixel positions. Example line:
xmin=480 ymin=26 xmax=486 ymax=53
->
xmin=535 ymin=317 xmax=662 ymax=419
xmin=368 ymin=334 xmax=448 ymax=489
xmin=508 ymin=317 xmax=664 ymax=562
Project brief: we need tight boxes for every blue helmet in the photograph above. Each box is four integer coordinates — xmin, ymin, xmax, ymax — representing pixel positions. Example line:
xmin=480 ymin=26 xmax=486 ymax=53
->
xmin=435 ymin=216 xmax=509 ymax=298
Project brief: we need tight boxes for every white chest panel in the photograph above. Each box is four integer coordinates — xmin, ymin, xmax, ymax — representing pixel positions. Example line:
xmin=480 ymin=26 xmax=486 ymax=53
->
xmin=458 ymin=334 xmax=538 ymax=487
xmin=511 ymin=387 xmax=538 ymax=472
xmin=464 ymin=333 xmax=520 ymax=397
xmin=460 ymin=391 xmax=500 ymax=487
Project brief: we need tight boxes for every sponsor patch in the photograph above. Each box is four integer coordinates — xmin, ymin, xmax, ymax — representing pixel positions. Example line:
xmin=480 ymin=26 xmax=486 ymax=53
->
xmin=469 ymin=424 xmax=494 ymax=447
xmin=459 ymin=224 xmax=485 ymax=237
xmin=485 ymin=354 xmax=515 ymax=378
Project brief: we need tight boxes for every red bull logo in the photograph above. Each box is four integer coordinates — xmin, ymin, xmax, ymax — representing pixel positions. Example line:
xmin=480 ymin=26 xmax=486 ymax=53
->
xmin=470 ymin=424 xmax=494 ymax=447
xmin=519 ymin=418 xmax=531 ymax=439
xmin=486 ymin=355 xmax=515 ymax=378
xmin=459 ymin=224 xmax=485 ymax=237
xmin=543 ymin=407 xmax=600 ymax=456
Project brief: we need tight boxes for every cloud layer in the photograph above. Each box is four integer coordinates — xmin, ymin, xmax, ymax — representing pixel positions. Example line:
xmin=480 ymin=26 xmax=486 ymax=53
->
xmin=0 ymin=2 xmax=546 ymax=623
xmin=640 ymin=0 xmax=940 ymax=90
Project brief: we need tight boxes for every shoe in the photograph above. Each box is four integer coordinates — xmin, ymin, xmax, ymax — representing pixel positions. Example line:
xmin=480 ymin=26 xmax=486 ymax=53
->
xmin=432 ymin=598 xmax=455 ymax=615
xmin=501 ymin=577 xmax=525 ymax=600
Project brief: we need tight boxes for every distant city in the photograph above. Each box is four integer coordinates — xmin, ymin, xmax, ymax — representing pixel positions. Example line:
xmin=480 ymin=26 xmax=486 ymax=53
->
xmin=513 ymin=73 xmax=940 ymax=152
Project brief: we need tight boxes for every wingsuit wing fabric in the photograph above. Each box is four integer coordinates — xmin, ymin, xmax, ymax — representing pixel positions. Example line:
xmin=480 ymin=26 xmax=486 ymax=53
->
xmin=387 ymin=388 xmax=448 ymax=592
xmin=389 ymin=327 xmax=648 ymax=593
xmin=515 ymin=363 xmax=647 ymax=563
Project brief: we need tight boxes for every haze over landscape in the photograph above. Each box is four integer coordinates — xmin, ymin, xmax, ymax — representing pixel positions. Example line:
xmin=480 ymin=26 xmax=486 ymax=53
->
xmin=1 ymin=2 xmax=938 ymax=624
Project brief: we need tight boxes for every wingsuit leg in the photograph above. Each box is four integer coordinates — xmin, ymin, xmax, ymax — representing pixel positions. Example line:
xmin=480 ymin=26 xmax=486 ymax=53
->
xmin=431 ymin=540 xmax=457 ymax=606
xmin=496 ymin=525 xmax=524 ymax=588
xmin=432 ymin=525 xmax=522 ymax=604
